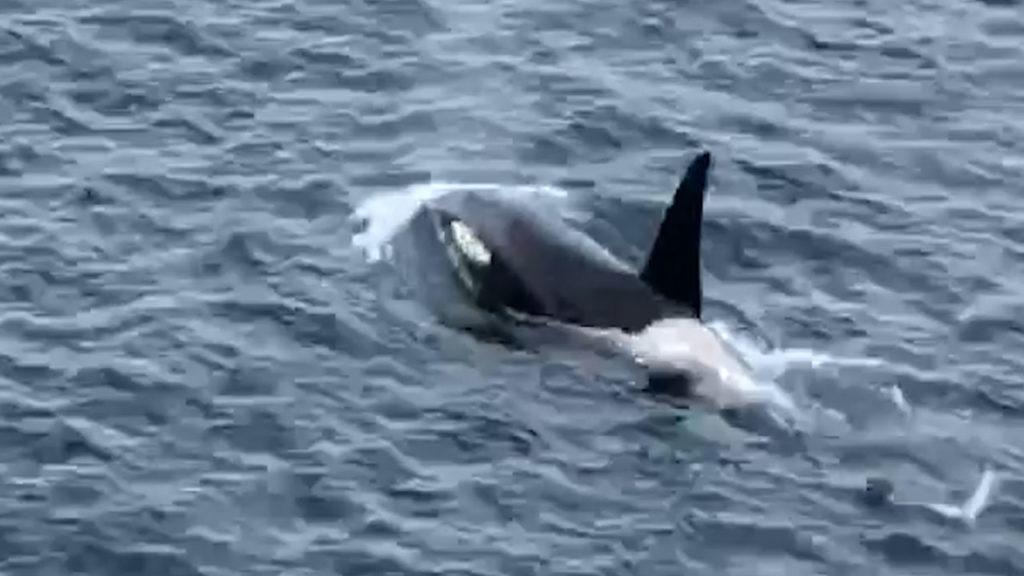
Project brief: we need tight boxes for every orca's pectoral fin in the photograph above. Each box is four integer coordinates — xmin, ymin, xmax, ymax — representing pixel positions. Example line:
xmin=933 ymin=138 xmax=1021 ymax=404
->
xmin=639 ymin=150 xmax=711 ymax=318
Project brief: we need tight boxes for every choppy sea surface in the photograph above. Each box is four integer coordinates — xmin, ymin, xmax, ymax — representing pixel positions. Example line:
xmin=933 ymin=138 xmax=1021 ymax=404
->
xmin=1 ymin=0 xmax=1023 ymax=574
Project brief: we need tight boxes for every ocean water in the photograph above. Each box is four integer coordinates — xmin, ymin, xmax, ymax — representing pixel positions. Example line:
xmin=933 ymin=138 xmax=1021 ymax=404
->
xmin=1 ymin=0 xmax=1022 ymax=574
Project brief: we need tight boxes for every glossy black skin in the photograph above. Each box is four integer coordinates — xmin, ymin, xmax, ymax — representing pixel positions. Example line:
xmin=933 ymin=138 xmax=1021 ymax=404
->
xmin=425 ymin=189 xmax=689 ymax=333
xmin=423 ymin=150 xmax=713 ymax=335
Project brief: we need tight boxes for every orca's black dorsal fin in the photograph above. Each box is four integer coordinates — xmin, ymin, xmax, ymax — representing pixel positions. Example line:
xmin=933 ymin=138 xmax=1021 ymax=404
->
xmin=639 ymin=150 xmax=712 ymax=319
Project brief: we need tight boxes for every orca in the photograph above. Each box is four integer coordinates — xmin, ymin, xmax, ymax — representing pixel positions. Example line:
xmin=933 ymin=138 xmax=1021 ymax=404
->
xmin=415 ymin=151 xmax=777 ymax=409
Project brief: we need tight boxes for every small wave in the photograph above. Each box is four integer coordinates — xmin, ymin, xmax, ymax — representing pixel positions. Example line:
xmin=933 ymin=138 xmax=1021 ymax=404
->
xmin=350 ymin=181 xmax=570 ymax=263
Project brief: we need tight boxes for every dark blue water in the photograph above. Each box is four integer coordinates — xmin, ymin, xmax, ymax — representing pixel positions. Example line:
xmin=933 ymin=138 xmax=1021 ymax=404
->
xmin=2 ymin=0 xmax=1023 ymax=574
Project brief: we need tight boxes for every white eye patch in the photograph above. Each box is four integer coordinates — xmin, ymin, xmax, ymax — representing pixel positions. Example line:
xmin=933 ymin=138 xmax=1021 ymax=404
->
xmin=450 ymin=220 xmax=491 ymax=266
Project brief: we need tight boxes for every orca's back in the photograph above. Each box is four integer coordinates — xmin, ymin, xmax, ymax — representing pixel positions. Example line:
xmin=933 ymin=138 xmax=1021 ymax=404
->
xmin=428 ymin=190 xmax=679 ymax=332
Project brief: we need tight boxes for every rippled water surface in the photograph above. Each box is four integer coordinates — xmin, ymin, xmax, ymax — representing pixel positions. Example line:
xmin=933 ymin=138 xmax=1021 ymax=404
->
xmin=2 ymin=0 xmax=1023 ymax=574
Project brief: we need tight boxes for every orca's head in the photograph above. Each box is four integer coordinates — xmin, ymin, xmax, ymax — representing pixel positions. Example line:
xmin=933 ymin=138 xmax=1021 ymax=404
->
xmin=429 ymin=210 xmax=493 ymax=293
xmin=428 ymin=209 xmax=544 ymax=318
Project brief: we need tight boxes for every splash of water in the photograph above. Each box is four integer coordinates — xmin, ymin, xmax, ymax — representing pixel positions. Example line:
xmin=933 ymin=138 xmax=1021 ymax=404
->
xmin=889 ymin=384 xmax=911 ymax=415
xmin=916 ymin=467 xmax=999 ymax=526
xmin=351 ymin=181 xmax=570 ymax=263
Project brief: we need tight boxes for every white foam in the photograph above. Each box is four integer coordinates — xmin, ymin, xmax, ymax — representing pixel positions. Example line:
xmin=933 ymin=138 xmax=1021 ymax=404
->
xmin=351 ymin=181 xmax=569 ymax=263
xmin=889 ymin=384 xmax=911 ymax=415
xmin=920 ymin=467 xmax=998 ymax=526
